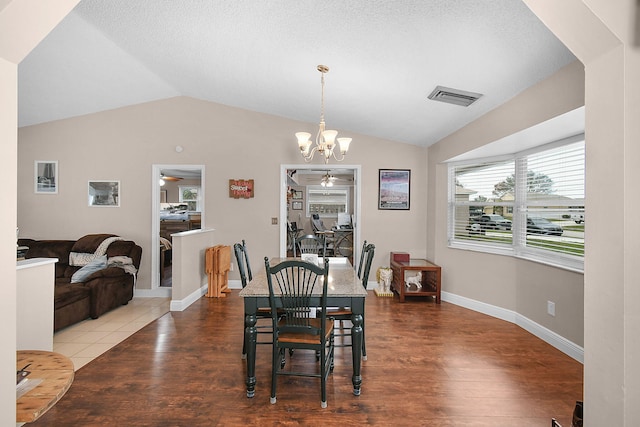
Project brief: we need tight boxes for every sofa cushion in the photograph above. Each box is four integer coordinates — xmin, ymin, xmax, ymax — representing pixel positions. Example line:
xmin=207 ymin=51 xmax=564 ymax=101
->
xmin=71 ymin=255 xmax=107 ymax=283
xmin=54 ymin=280 xmax=91 ymax=309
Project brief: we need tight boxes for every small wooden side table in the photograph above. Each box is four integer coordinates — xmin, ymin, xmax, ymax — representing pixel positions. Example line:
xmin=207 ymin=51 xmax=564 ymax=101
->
xmin=390 ymin=258 xmax=441 ymax=303
xmin=16 ymin=350 xmax=74 ymax=423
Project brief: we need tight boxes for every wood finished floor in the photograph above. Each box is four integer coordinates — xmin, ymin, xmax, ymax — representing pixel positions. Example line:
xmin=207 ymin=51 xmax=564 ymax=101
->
xmin=30 ymin=291 xmax=583 ymax=426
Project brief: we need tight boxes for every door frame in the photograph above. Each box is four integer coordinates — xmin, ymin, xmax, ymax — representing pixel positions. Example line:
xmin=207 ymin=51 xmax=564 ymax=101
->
xmin=279 ymin=164 xmax=362 ymax=263
xmin=151 ymin=164 xmax=205 ymax=289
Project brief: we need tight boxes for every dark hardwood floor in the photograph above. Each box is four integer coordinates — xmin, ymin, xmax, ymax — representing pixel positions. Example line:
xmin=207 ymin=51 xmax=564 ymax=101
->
xmin=30 ymin=291 xmax=583 ymax=426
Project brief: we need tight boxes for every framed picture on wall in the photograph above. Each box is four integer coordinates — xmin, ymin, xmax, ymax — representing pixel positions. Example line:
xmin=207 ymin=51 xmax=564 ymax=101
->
xmin=378 ymin=169 xmax=410 ymax=210
xmin=292 ymin=201 xmax=303 ymax=210
xmin=88 ymin=180 xmax=120 ymax=207
xmin=34 ymin=160 xmax=58 ymax=194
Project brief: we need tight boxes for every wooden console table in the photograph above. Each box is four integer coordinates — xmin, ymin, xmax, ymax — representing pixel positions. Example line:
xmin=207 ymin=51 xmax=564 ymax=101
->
xmin=16 ymin=351 xmax=74 ymax=423
xmin=390 ymin=258 xmax=441 ymax=303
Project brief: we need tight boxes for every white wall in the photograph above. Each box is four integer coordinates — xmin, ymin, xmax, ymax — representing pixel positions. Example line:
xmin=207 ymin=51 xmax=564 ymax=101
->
xmin=1 ymin=1 xmax=80 ymax=424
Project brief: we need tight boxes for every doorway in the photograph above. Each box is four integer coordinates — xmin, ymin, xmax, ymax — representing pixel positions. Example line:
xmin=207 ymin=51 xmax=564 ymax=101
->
xmin=152 ymin=165 xmax=205 ymax=289
xmin=279 ymin=165 xmax=361 ymax=263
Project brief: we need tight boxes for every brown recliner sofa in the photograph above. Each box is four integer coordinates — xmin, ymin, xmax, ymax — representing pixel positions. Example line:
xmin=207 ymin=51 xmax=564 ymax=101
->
xmin=18 ymin=234 xmax=142 ymax=331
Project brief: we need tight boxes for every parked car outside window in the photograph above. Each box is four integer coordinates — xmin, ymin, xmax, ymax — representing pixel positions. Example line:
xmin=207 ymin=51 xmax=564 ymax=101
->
xmin=470 ymin=214 xmax=512 ymax=231
xmin=526 ymin=217 xmax=563 ymax=236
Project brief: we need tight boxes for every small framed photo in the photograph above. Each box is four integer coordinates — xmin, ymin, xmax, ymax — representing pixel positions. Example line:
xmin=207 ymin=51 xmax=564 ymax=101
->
xmin=35 ymin=161 xmax=58 ymax=194
xmin=292 ymin=201 xmax=303 ymax=210
xmin=88 ymin=181 xmax=120 ymax=207
xmin=292 ymin=190 xmax=303 ymax=199
xmin=378 ymin=169 xmax=410 ymax=210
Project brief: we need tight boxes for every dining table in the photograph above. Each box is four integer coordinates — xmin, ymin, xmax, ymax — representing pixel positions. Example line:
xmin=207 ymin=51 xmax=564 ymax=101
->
xmin=239 ymin=257 xmax=367 ymax=398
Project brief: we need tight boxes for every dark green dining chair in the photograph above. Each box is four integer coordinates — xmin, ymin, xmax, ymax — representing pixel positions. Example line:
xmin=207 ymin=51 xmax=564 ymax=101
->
xmin=265 ymin=257 xmax=335 ymax=408
xmin=234 ymin=240 xmax=271 ymax=358
xmin=323 ymin=243 xmax=375 ymax=360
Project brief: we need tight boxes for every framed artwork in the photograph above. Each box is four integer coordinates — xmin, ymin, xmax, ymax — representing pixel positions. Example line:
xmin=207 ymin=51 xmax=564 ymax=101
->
xmin=292 ymin=201 xmax=303 ymax=210
xmin=35 ymin=161 xmax=58 ymax=194
xmin=88 ymin=181 xmax=120 ymax=207
xmin=378 ymin=169 xmax=410 ymax=210
xmin=292 ymin=190 xmax=303 ymax=199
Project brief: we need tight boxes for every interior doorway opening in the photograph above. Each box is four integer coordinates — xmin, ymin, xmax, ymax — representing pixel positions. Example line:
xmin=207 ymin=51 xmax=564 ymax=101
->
xmin=152 ymin=165 xmax=205 ymax=289
xmin=279 ymin=165 xmax=362 ymax=264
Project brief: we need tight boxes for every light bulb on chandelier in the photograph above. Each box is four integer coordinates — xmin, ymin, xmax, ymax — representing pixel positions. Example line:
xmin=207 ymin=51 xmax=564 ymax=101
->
xmin=296 ymin=65 xmax=352 ymax=164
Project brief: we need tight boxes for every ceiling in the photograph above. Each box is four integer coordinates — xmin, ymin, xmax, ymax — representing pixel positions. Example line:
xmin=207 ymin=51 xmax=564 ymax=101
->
xmin=18 ymin=0 xmax=577 ymax=148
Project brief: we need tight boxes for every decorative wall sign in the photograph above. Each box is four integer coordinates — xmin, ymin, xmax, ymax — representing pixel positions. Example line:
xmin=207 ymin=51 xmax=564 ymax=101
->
xmin=88 ymin=180 xmax=120 ymax=207
xmin=378 ymin=169 xmax=410 ymax=210
xmin=35 ymin=161 xmax=58 ymax=194
xmin=229 ymin=179 xmax=254 ymax=199
xmin=292 ymin=201 xmax=303 ymax=210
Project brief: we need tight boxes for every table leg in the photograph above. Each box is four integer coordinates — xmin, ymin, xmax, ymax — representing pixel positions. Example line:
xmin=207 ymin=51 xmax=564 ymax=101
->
xmin=244 ymin=313 xmax=257 ymax=398
xmin=351 ymin=313 xmax=363 ymax=396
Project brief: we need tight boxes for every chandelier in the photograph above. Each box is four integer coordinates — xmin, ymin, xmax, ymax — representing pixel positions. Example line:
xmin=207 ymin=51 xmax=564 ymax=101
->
xmin=296 ymin=65 xmax=352 ymax=164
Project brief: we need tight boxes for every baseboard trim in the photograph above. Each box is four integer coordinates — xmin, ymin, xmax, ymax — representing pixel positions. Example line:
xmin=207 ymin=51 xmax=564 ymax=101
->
xmin=170 ymin=284 xmax=208 ymax=312
xmin=441 ymin=291 xmax=584 ymax=363
xmin=134 ymin=287 xmax=172 ymax=298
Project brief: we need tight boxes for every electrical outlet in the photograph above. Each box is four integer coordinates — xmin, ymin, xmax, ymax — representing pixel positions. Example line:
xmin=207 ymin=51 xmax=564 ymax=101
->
xmin=272 ymin=217 xmax=278 ymax=225
xmin=547 ymin=301 xmax=556 ymax=316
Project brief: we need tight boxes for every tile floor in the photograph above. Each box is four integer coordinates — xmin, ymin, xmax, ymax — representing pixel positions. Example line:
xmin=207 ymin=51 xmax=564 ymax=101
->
xmin=53 ymin=297 xmax=170 ymax=371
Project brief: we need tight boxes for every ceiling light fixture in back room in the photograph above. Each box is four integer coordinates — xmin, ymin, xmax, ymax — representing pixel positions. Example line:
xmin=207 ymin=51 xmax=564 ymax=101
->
xmin=296 ymin=65 xmax=352 ymax=164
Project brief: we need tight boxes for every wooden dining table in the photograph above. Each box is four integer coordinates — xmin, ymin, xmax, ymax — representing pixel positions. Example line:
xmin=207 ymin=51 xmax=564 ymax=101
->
xmin=239 ymin=257 xmax=367 ymax=398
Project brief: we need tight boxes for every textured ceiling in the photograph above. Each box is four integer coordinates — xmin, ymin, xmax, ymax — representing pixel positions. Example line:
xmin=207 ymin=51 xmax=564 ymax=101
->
xmin=18 ymin=0 xmax=577 ymax=147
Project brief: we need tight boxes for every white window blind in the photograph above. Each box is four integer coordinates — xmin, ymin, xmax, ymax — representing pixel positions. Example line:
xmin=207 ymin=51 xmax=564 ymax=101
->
xmin=307 ymin=188 xmax=348 ymax=217
xmin=448 ymin=136 xmax=585 ymax=271
xmin=450 ymin=159 xmax=515 ymax=250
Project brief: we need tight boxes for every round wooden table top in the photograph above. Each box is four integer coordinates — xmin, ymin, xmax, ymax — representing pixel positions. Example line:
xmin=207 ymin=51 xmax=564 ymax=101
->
xmin=16 ymin=350 xmax=74 ymax=423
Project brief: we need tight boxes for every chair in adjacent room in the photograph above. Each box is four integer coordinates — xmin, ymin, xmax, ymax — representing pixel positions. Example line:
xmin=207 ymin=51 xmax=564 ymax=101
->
xmin=265 ymin=257 xmax=335 ymax=408
xmin=234 ymin=240 xmax=270 ymax=358
xmin=293 ymin=234 xmax=326 ymax=258
xmin=323 ymin=243 xmax=375 ymax=360
xmin=311 ymin=214 xmax=335 ymax=255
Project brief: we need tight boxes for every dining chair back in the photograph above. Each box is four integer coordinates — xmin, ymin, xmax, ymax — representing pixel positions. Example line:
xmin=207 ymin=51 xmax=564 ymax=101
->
xmin=325 ymin=243 xmax=375 ymax=360
xmin=234 ymin=240 xmax=271 ymax=358
xmin=233 ymin=239 xmax=252 ymax=288
xmin=356 ymin=240 xmax=368 ymax=278
xmin=265 ymin=257 xmax=334 ymax=408
xmin=293 ymin=234 xmax=326 ymax=257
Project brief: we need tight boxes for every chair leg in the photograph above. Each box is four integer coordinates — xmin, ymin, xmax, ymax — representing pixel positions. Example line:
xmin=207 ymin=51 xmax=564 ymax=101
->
xmin=270 ymin=345 xmax=281 ymax=404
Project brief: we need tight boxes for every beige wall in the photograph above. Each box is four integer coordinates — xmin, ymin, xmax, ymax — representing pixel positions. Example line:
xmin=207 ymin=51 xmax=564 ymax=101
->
xmin=428 ymin=60 xmax=585 ymax=345
xmin=17 ymin=96 xmax=428 ymax=290
xmin=6 ymin=1 xmax=640 ymax=425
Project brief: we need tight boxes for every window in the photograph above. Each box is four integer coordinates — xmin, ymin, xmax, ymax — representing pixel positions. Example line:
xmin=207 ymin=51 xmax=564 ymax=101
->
xmin=307 ymin=187 xmax=349 ymax=218
xmin=179 ymin=185 xmax=201 ymax=212
xmin=449 ymin=135 xmax=585 ymax=271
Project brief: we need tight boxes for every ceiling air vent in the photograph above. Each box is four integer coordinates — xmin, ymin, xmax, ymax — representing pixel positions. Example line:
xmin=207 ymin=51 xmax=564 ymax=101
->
xmin=427 ymin=86 xmax=483 ymax=107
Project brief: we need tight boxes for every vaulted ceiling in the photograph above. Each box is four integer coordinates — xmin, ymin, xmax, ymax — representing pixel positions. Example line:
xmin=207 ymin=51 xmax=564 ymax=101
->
xmin=18 ymin=0 xmax=576 ymax=147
